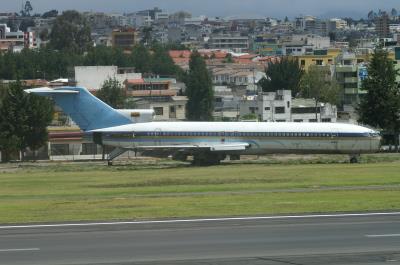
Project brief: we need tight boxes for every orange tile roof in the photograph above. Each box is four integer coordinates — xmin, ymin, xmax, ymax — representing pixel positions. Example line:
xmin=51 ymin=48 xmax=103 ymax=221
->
xmin=213 ymin=51 xmax=229 ymax=59
xmin=169 ymin=50 xmax=192 ymax=58
xmin=22 ymin=79 xmax=49 ymax=87
xmin=234 ymin=58 xmax=253 ymax=64
xmin=172 ymin=57 xmax=190 ymax=64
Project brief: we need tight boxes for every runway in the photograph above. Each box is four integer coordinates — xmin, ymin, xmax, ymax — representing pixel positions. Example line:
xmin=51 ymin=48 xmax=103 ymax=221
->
xmin=1 ymin=212 xmax=400 ymax=265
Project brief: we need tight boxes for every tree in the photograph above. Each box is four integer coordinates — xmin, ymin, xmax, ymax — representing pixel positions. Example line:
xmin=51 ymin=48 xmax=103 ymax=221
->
xmin=328 ymin=32 xmax=336 ymax=42
xmin=367 ymin=10 xmax=375 ymax=21
xmin=151 ymin=44 xmax=180 ymax=76
xmin=83 ymin=45 xmax=129 ymax=67
xmin=96 ymin=78 xmax=125 ymax=109
xmin=185 ymin=51 xmax=214 ymax=121
xmin=300 ymin=66 xmax=340 ymax=121
xmin=223 ymin=53 xmax=234 ymax=63
xmin=358 ymin=47 xmax=400 ymax=150
xmin=391 ymin=8 xmax=398 ymax=18
xmin=49 ymin=10 xmax=92 ymax=54
xmin=0 ymin=82 xmax=53 ymax=162
xmin=20 ymin=1 xmax=33 ymax=17
xmin=130 ymin=44 xmax=152 ymax=73
xmin=141 ymin=26 xmax=153 ymax=46
xmin=42 ymin=9 xmax=58 ymax=18
xmin=19 ymin=18 xmax=35 ymax=32
xmin=259 ymin=57 xmax=303 ymax=96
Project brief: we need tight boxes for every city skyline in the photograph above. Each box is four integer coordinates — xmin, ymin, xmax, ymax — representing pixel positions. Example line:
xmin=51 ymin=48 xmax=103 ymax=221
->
xmin=5 ymin=0 xmax=400 ymax=18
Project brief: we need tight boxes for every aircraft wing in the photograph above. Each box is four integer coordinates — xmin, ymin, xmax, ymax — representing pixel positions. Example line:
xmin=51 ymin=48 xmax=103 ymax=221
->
xmin=136 ymin=142 xmax=250 ymax=152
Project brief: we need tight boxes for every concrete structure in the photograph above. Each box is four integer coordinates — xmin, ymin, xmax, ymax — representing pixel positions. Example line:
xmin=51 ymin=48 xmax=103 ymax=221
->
xmin=330 ymin=18 xmax=348 ymax=30
xmin=240 ymin=90 xmax=337 ymax=122
xmin=376 ymin=13 xmax=390 ymax=38
xmin=111 ymin=28 xmax=138 ymax=50
xmin=334 ymin=57 xmax=365 ymax=106
xmin=74 ymin=66 xmax=142 ymax=91
xmin=211 ymin=66 xmax=266 ymax=93
xmin=294 ymin=49 xmax=341 ymax=70
xmin=0 ymin=24 xmax=36 ymax=52
xmin=124 ymin=77 xmax=186 ymax=121
xmin=134 ymin=96 xmax=187 ymax=121
xmin=209 ymin=34 xmax=249 ymax=53
xmin=213 ymin=86 xmax=240 ymax=121
xmin=252 ymin=36 xmax=282 ymax=56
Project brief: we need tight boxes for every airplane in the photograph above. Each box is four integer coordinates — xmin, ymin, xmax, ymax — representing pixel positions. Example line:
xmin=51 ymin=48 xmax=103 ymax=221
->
xmin=25 ymin=86 xmax=381 ymax=166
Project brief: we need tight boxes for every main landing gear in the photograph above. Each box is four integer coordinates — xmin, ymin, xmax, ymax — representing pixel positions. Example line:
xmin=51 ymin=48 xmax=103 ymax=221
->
xmin=192 ymin=152 xmax=226 ymax=166
xmin=107 ymin=148 xmax=127 ymax=166
xmin=349 ymin=154 xmax=360 ymax=164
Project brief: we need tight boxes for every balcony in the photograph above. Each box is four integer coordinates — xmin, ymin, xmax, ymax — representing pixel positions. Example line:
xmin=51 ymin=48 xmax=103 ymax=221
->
xmin=344 ymin=77 xmax=358 ymax=83
xmin=344 ymin=88 xmax=358 ymax=94
xmin=335 ymin=65 xmax=357 ymax=72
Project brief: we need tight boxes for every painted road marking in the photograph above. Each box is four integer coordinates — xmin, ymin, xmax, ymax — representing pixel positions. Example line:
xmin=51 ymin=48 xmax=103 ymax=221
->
xmin=0 ymin=212 xmax=399 ymax=230
xmin=366 ymin=234 xmax=400 ymax=238
xmin=0 ymin=248 xmax=40 ymax=252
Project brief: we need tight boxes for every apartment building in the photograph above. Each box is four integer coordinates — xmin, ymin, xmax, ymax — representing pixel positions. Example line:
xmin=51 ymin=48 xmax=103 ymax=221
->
xmin=240 ymin=90 xmax=337 ymax=122
xmin=209 ymin=34 xmax=249 ymax=53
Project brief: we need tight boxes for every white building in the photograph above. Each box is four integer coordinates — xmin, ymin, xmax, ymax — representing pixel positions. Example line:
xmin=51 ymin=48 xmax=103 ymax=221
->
xmin=211 ymin=67 xmax=266 ymax=92
xmin=74 ymin=66 xmax=142 ymax=91
xmin=292 ymin=34 xmax=331 ymax=49
xmin=240 ymin=90 xmax=337 ymax=122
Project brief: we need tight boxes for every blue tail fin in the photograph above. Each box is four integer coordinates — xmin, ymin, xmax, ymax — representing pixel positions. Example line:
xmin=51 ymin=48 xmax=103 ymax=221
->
xmin=25 ymin=87 xmax=132 ymax=131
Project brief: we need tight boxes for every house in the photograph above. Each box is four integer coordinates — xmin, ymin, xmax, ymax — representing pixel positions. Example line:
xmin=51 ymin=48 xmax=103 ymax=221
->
xmin=240 ymin=90 xmax=337 ymax=122
xmin=124 ymin=77 xmax=187 ymax=121
xmin=74 ymin=66 xmax=142 ymax=91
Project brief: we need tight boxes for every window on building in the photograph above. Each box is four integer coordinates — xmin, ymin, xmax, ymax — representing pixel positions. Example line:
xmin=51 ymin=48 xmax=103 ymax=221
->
xmin=275 ymin=107 xmax=285 ymax=114
xmin=50 ymin=144 xmax=69 ymax=156
xmin=309 ymin=119 xmax=317 ymax=122
xmin=322 ymin=118 xmax=331 ymax=122
xmin=154 ymin=107 xmax=164 ymax=116
xmin=249 ymin=107 xmax=258 ymax=114
xmin=276 ymin=119 xmax=286 ymax=122
xmin=316 ymin=60 xmax=323 ymax=65
xmin=169 ymin=106 xmax=176 ymax=119
xmin=294 ymin=119 xmax=303 ymax=122
xmin=265 ymin=107 xmax=270 ymax=111
xmin=287 ymin=101 xmax=290 ymax=108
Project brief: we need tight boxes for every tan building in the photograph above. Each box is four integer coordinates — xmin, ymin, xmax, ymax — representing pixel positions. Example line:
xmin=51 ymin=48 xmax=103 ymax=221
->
xmin=134 ymin=96 xmax=187 ymax=121
xmin=111 ymin=28 xmax=138 ymax=50
xmin=125 ymin=77 xmax=187 ymax=121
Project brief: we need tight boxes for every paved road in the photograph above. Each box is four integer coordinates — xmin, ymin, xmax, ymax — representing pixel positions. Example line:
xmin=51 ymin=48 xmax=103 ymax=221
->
xmin=0 ymin=213 xmax=400 ymax=265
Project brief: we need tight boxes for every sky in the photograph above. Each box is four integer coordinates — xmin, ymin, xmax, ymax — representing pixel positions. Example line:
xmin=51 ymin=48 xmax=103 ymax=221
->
xmin=3 ymin=0 xmax=400 ymax=19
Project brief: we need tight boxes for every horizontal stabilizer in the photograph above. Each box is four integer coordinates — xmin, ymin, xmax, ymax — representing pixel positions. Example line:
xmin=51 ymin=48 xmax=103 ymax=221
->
xmin=24 ymin=87 xmax=132 ymax=131
xmin=25 ymin=87 xmax=79 ymax=95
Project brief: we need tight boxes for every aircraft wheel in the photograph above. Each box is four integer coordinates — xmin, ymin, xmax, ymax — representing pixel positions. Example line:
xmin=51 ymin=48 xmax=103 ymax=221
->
xmin=349 ymin=155 xmax=359 ymax=164
xmin=193 ymin=153 xmax=224 ymax=166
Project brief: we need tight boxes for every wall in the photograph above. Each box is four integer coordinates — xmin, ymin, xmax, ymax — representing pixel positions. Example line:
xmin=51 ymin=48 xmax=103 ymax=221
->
xmin=75 ymin=66 xmax=142 ymax=91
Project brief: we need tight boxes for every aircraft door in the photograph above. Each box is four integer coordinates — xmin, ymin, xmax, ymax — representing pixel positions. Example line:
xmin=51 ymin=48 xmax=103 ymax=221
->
xmin=220 ymin=131 xmax=226 ymax=143
xmin=330 ymin=132 xmax=339 ymax=151
xmin=154 ymin=128 xmax=162 ymax=146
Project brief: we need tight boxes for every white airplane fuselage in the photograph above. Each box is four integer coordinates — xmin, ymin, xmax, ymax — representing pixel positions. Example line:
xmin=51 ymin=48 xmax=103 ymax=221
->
xmin=91 ymin=121 xmax=381 ymax=155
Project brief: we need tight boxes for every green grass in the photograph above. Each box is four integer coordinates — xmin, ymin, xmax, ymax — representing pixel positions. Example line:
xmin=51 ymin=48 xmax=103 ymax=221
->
xmin=0 ymin=155 xmax=400 ymax=224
